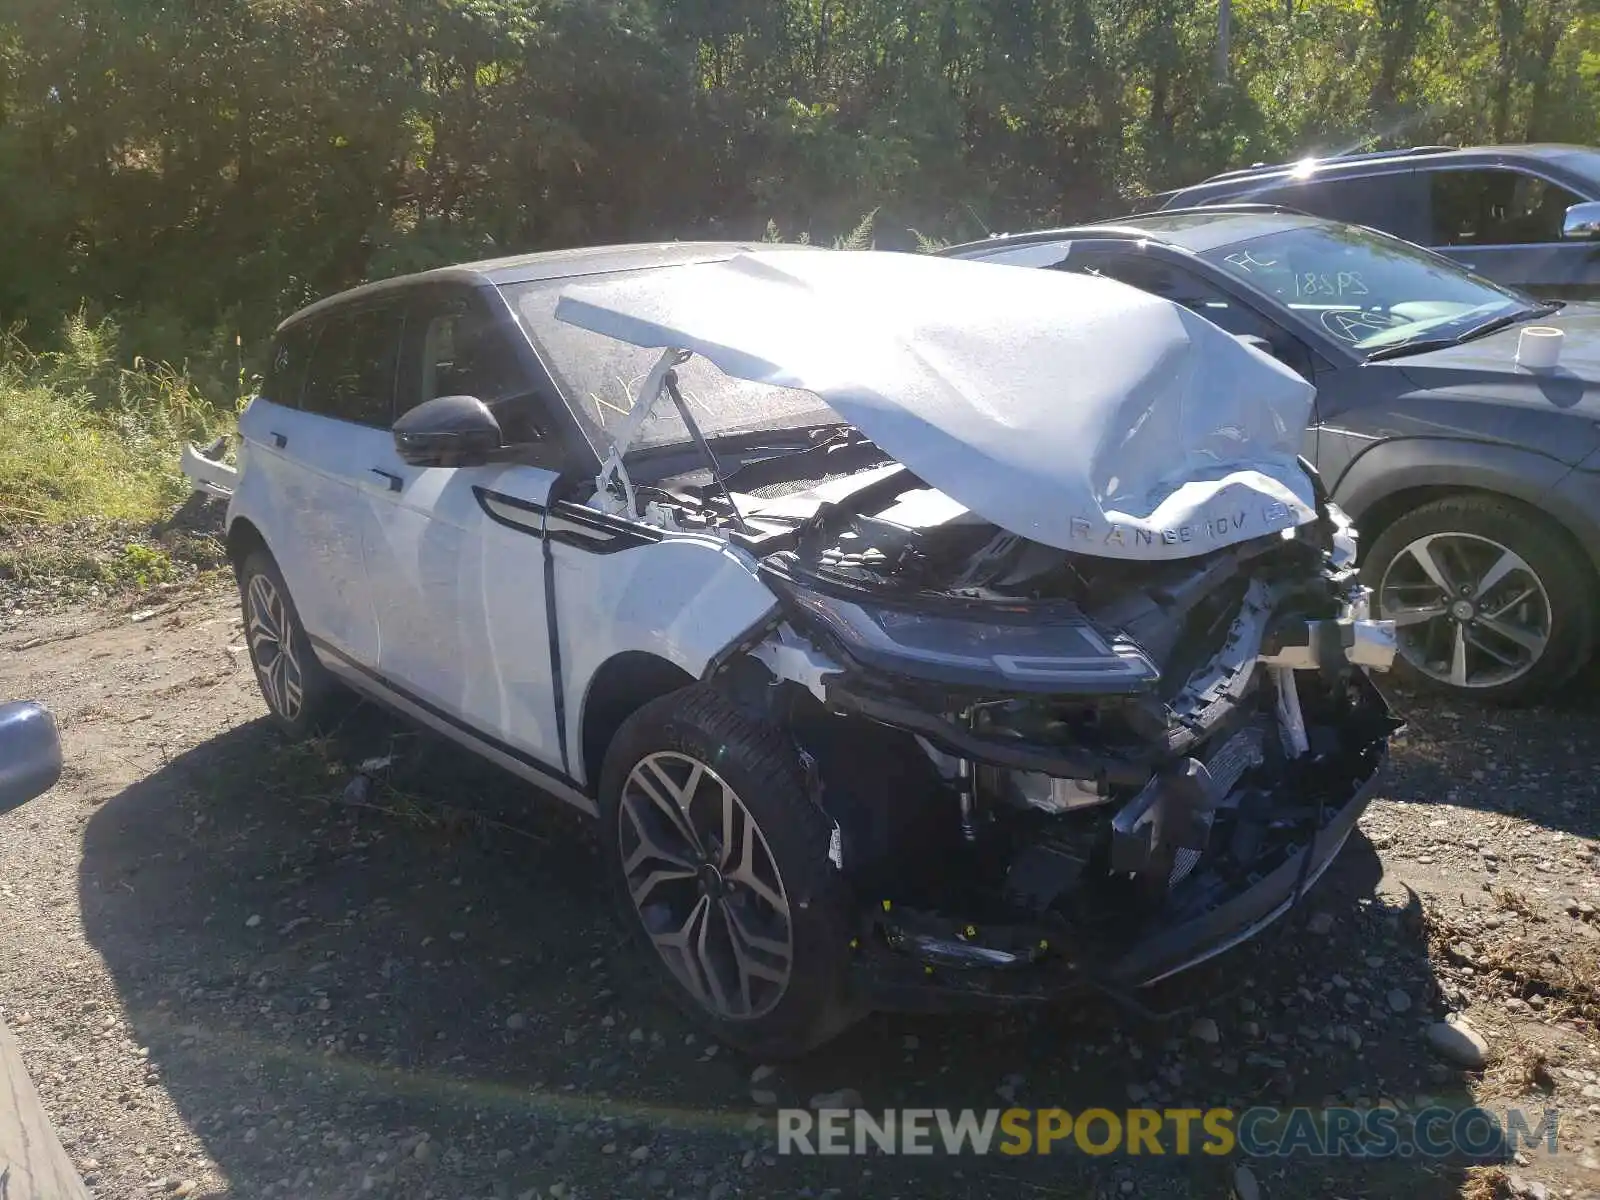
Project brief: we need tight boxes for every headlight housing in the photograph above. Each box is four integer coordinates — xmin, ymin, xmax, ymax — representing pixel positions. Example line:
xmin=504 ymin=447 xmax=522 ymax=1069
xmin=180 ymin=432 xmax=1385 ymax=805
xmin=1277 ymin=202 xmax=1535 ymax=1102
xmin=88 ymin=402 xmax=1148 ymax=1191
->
xmin=761 ymin=562 xmax=1159 ymax=695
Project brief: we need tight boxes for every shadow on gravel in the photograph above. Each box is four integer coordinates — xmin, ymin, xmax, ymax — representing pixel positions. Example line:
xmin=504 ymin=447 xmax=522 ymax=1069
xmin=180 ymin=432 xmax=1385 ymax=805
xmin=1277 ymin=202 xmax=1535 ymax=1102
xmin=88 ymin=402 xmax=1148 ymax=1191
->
xmin=78 ymin=708 xmax=1487 ymax=1200
xmin=1377 ymin=670 xmax=1600 ymax=845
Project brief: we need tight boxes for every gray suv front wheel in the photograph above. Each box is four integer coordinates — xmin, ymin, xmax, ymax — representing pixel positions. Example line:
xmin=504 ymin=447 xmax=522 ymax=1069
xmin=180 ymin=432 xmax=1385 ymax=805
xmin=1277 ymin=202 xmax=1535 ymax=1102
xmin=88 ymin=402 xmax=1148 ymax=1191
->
xmin=1362 ymin=495 xmax=1595 ymax=704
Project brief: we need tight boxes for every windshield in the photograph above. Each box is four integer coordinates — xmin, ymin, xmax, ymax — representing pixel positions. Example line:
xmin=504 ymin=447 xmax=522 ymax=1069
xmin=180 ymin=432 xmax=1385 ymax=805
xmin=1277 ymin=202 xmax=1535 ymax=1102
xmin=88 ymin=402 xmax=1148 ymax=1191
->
xmin=504 ymin=273 xmax=842 ymax=454
xmin=1197 ymin=222 xmax=1537 ymax=355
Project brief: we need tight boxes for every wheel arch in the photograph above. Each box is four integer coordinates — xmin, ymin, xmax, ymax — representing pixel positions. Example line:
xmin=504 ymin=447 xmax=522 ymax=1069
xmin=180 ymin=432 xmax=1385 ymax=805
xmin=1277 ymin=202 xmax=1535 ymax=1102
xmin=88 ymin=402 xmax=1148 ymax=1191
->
xmin=225 ymin=516 xmax=269 ymax=570
xmin=1332 ymin=439 xmax=1600 ymax=581
xmin=577 ymin=652 xmax=698 ymax=793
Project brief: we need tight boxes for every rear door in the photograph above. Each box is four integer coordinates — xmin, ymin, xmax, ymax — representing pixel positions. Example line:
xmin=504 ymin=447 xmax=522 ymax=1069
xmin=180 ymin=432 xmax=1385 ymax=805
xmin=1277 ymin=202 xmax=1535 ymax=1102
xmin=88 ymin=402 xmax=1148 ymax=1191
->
xmin=1422 ymin=166 xmax=1600 ymax=299
xmin=360 ymin=285 xmax=568 ymax=771
xmin=243 ymin=300 xmax=409 ymax=668
xmin=276 ymin=300 xmax=407 ymax=668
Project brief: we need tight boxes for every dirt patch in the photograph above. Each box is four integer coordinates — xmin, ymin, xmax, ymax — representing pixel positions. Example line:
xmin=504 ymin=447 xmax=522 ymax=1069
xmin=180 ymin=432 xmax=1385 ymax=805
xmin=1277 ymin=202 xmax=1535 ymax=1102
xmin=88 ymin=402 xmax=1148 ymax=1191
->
xmin=1 ymin=588 xmax=1597 ymax=1199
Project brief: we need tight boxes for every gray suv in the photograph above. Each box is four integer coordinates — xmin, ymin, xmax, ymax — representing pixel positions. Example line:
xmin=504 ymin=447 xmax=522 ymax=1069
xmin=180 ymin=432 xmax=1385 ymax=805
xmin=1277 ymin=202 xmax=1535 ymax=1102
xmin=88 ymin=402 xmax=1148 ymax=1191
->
xmin=943 ymin=207 xmax=1600 ymax=705
xmin=1154 ymin=144 xmax=1600 ymax=300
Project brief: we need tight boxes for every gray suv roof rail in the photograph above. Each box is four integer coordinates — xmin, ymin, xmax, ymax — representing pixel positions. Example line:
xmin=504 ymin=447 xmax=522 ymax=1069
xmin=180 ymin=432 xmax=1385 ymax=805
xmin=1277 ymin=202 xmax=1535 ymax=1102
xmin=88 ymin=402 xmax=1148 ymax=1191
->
xmin=1204 ymin=145 xmax=1456 ymax=183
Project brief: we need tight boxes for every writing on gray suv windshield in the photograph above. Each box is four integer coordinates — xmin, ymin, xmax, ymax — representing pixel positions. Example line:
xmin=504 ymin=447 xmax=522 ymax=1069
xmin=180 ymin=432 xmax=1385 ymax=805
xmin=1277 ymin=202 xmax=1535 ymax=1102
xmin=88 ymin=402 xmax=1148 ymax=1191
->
xmin=1200 ymin=222 xmax=1535 ymax=356
xmin=505 ymin=274 xmax=842 ymax=454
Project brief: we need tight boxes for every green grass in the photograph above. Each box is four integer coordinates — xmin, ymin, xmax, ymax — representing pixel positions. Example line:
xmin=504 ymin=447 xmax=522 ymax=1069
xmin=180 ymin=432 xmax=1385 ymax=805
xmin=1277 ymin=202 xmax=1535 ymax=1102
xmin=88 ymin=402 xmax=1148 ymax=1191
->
xmin=0 ymin=312 xmax=238 ymax=526
xmin=0 ymin=312 xmax=241 ymax=603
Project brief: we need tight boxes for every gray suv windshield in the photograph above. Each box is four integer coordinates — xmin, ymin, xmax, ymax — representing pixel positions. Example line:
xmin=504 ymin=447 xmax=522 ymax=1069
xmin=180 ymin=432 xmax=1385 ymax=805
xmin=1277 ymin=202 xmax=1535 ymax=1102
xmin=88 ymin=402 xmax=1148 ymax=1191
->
xmin=1198 ymin=222 xmax=1538 ymax=354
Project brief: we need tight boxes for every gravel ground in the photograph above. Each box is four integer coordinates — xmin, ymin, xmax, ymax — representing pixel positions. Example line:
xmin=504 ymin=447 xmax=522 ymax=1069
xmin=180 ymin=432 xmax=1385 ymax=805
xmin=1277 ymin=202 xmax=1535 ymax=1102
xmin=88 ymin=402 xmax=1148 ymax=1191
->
xmin=1 ymin=586 xmax=1598 ymax=1200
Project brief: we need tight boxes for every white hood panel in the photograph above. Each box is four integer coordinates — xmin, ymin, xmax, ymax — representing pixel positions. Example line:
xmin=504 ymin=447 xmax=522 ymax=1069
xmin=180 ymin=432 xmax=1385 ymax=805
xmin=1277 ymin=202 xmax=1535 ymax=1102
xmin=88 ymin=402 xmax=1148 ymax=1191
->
xmin=554 ymin=249 xmax=1319 ymax=561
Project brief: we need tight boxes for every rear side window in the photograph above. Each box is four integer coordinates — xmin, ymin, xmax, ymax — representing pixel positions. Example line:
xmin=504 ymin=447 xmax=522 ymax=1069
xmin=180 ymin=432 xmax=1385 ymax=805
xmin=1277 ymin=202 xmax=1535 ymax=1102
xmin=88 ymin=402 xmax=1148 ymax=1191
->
xmin=1257 ymin=173 xmax=1421 ymax=238
xmin=301 ymin=305 xmax=405 ymax=427
xmin=1429 ymin=168 xmax=1585 ymax=245
xmin=264 ymin=325 xmax=314 ymax=407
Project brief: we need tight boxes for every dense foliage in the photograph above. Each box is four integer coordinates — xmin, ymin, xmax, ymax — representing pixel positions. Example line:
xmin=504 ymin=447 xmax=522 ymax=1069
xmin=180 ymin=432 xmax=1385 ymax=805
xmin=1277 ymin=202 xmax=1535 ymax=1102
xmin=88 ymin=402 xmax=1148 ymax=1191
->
xmin=2 ymin=0 xmax=1598 ymax=380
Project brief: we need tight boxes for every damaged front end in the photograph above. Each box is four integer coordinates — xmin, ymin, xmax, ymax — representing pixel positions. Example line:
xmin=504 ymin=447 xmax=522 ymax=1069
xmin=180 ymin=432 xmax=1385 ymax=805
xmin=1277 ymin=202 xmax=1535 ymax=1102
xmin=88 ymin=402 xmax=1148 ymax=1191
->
xmin=715 ymin=464 xmax=1400 ymax=1011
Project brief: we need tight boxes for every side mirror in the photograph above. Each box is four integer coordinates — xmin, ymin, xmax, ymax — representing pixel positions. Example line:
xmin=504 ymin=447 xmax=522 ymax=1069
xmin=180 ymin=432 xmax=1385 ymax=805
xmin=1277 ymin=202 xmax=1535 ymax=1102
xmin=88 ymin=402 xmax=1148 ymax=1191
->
xmin=0 ymin=701 xmax=62 ymax=816
xmin=393 ymin=395 xmax=504 ymax=468
xmin=1561 ymin=201 xmax=1600 ymax=241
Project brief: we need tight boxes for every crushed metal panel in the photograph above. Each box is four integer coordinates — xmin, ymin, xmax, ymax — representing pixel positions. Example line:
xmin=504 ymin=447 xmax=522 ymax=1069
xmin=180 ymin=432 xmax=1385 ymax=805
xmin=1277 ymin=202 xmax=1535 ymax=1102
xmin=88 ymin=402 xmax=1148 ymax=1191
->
xmin=553 ymin=249 xmax=1319 ymax=562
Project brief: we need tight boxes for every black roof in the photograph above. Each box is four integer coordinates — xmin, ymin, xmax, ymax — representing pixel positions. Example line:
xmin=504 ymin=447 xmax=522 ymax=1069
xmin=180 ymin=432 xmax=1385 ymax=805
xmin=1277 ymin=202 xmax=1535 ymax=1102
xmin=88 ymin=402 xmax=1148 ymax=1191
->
xmin=1178 ymin=142 xmax=1599 ymax=194
xmin=279 ymin=240 xmax=816 ymax=332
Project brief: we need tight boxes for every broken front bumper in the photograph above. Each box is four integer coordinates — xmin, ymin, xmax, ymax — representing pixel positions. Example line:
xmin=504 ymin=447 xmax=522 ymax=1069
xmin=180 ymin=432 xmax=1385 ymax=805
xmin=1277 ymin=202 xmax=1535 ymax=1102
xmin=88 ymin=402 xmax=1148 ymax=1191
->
xmin=847 ymin=741 xmax=1387 ymax=1013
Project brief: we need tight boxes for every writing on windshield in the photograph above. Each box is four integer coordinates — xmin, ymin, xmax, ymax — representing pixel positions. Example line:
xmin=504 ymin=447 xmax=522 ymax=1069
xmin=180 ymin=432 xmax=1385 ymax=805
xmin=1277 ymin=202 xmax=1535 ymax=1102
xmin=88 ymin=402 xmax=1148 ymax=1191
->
xmin=1205 ymin=225 xmax=1524 ymax=353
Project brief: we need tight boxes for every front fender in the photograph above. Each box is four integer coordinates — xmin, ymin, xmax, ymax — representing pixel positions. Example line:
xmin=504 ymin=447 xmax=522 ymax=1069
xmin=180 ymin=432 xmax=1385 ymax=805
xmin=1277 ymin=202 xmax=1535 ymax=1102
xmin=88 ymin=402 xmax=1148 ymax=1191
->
xmin=560 ymin=534 xmax=780 ymax=781
xmin=1332 ymin=437 xmax=1600 ymax=573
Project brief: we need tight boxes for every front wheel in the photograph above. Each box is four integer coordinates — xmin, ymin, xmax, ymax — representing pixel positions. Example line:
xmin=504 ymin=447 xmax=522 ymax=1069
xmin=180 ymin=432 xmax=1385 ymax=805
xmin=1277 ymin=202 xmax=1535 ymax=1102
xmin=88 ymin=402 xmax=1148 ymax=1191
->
xmin=1362 ymin=495 xmax=1595 ymax=705
xmin=598 ymin=686 xmax=862 ymax=1058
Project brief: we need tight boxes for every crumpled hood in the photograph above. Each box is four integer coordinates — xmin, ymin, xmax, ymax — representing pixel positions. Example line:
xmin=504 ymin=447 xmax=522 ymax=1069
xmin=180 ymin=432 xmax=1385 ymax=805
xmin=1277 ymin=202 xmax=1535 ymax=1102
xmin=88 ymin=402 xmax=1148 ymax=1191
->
xmin=554 ymin=249 xmax=1319 ymax=561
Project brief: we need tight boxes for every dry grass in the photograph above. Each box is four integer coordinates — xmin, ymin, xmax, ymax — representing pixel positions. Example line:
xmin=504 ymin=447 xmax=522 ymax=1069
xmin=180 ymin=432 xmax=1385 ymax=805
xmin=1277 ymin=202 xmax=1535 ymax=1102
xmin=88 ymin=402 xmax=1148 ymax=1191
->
xmin=0 ymin=315 xmax=236 ymax=526
xmin=1461 ymin=1164 xmax=1511 ymax=1200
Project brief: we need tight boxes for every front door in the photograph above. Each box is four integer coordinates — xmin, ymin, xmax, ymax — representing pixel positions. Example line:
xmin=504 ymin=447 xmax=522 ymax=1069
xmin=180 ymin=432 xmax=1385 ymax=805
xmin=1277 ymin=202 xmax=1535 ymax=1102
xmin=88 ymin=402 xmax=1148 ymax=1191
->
xmin=1426 ymin=166 xmax=1600 ymax=301
xmin=360 ymin=287 xmax=568 ymax=773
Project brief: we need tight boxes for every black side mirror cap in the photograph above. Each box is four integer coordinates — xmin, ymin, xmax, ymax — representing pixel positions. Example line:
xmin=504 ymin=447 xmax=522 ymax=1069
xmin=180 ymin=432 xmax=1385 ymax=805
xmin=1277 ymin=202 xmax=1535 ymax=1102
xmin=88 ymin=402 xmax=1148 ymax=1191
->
xmin=0 ymin=701 xmax=63 ymax=816
xmin=393 ymin=395 xmax=505 ymax=468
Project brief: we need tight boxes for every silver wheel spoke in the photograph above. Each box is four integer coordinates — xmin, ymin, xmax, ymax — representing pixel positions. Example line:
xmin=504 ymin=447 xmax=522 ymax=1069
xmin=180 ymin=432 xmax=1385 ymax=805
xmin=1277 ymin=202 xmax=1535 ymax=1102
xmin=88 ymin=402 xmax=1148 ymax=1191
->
xmin=265 ymin=650 xmax=285 ymax=713
xmin=725 ymin=900 xmax=792 ymax=976
xmin=1406 ymin=540 xmax=1454 ymax=593
xmin=1388 ymin=603 xmax=1448 ymax=628
xmin=1463 ymin=628 xmax=1522 ymax=668
xmin=1475 ymin=614 xmax=1547 ymax=655
xmin=632 ymin=760 xmax=706 ymax=857
xmin=652 ymin=893 xmax=715 ymax=1009
xmin=724 ymin=805 xmax=786 ymax=915
xmin=693 ymin=898 xmax=733 ymax=1016
xmin=1474 ymin=548 xmax=1523 ymax=596
xmin=1450 ymin=624 xmax=1469 ymax=687
xmin=1482 ymin=586 xmax=1536 ymax=620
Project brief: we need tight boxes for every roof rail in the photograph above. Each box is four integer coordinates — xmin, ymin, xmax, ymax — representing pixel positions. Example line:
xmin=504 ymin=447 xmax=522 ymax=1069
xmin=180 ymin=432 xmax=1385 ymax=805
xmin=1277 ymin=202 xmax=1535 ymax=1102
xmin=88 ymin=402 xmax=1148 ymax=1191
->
xmin=1204 ymin=144 xmax=1456 ymax=183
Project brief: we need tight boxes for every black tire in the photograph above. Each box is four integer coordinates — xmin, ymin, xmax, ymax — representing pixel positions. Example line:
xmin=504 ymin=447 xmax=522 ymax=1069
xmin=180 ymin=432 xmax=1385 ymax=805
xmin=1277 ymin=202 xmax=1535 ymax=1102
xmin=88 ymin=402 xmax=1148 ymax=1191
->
xmin=598 ymin=685 xmax=863 ymax=1058
xmin=236 ymin=549 xmax=347 ymax=737
xmin=1361 ymin=495 xmax=1595 ymax=705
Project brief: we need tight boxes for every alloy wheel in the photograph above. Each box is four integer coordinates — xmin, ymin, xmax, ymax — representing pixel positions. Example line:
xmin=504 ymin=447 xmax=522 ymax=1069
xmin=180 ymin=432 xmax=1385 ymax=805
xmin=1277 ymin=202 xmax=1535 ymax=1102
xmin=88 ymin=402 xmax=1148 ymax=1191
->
xmin=1378 ymin=532 xmax=1551 ymax=689
xmin=246 ymin=572 xmax=305 ymax=721
xmin=617 ymin=751 xmax=794 ymax=1021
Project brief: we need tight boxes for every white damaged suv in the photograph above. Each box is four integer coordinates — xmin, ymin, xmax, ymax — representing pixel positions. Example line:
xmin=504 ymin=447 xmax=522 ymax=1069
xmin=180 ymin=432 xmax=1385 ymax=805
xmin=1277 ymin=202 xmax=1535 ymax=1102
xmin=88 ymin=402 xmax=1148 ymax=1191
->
xmin=185 ymin=244 xmax=1400 ymax=1057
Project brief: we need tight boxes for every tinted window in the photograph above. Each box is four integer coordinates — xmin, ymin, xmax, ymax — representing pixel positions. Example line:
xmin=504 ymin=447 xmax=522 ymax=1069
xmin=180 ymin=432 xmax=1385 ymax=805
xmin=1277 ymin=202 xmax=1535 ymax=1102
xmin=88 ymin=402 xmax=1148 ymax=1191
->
xmin=301 ymin=306 xmax=404 ymax=427
xmin=415 ymin=295 xmax=544 ymax=443
xmin=1257 ymin=173 xmax=1420 ymax=237
xmin=418 ymin=297 xmax=522 ymax=404
xmin=265 ymin=324 xmax=314 ymax=407
xmin=1199 ymin=222 xmax=1532 ymax=355
xmin=1429 ymin=169 xmax=1585 ymax=245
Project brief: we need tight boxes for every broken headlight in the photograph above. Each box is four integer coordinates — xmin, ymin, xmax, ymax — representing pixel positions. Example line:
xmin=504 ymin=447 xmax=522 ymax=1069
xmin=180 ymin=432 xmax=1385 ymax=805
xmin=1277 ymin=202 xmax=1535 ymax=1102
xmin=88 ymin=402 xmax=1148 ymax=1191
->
xmin=766 ymin=571 xmax=1159 ymax=696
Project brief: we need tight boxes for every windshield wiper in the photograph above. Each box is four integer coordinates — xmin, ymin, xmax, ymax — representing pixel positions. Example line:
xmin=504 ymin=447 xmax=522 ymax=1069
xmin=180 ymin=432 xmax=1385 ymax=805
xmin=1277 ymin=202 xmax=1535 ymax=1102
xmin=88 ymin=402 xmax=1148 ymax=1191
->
xmin=1364 ymin=303 xmax=1562 ymax=362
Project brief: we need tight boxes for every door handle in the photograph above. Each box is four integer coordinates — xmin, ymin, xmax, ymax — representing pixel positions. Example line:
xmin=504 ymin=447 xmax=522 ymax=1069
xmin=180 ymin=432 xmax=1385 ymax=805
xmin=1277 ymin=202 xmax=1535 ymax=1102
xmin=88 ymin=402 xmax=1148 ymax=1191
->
xmin=269 ymin=431 xmax=288 ymax=449
xmin=369 ymin=468 xmax=403 ymax=493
